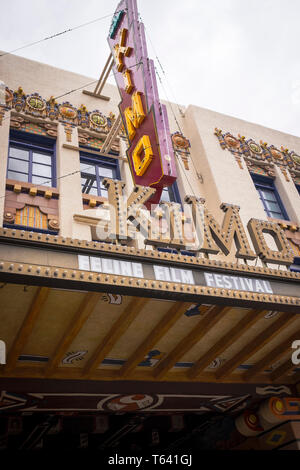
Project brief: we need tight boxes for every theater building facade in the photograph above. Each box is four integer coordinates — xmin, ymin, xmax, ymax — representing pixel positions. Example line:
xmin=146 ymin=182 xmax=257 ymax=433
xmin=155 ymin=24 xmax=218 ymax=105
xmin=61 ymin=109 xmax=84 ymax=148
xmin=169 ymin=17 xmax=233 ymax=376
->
xmin=0 ymin=3 xmax=300 ymax=451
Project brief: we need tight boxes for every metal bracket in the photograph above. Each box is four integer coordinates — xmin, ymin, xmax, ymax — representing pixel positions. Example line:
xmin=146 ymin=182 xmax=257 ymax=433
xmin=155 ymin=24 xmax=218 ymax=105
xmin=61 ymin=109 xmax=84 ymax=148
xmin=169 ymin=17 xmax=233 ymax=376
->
xmin=82 ymin=53 xmax=114 ymax=101
xmin=101 ymin=114 xmax=123 ymax=154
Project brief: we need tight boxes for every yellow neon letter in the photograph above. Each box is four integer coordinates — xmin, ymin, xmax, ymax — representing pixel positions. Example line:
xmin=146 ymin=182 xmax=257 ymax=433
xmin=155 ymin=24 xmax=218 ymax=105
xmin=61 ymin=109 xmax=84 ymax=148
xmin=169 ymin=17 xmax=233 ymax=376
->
xmin=123 ymin=69 xmax=134 ymax=94
xmin=124 ymin=92 xmax=145 ymax=141
xmin=114 ymin=28 xmax=132 ymax=72
xmin=132 ymin=135 xmax=154 ymax=176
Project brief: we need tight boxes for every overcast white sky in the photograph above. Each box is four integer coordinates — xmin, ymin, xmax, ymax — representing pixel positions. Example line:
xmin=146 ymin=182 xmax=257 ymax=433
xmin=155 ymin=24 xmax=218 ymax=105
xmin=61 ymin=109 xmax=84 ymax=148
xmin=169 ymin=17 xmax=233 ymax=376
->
xmin=1 ymin=0 xmax=300 ymax=136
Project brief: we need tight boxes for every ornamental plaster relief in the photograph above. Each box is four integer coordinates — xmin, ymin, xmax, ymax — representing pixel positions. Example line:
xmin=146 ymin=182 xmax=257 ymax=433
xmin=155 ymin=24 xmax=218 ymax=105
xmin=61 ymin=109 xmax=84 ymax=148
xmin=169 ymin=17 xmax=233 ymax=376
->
xmin=214 ymin=128 xmax=300 ymax=186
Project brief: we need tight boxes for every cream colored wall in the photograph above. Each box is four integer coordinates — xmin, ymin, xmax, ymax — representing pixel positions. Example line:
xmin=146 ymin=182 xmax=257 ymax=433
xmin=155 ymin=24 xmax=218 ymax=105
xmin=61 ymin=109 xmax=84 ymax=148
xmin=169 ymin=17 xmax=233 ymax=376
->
xmin=183 ymin=104 xmax=300 ymax=225
xmin=0 ymin=51 xmax=120 ymax=115
xmin=161 ymin=99 xmax=205 ymax=202
xmin=56 ymin=124 xmax=91 ymax=239
xmin=0 ymin=53 xmax=300 ymax=256
xmin=0 ymin=53 xmax=122 ymax=240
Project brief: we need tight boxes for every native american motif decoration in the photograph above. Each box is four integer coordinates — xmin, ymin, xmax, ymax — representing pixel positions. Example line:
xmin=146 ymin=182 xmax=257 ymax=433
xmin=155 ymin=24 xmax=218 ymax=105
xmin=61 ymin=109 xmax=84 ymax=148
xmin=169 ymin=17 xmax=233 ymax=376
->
xmin=46 ymin=96 xmax=59 ymax=120
xmin=10 ymin=115 xmax=57 ymax=138
xmin=77 ymin=104 xmax=89 ymax=128
xmin=171 ymin=132 xmax=191 ymax=170
xmin=102 ymin=293 xmax=123 ymax=304
xmin=214 ymin=128 xmax=300 ymax=185
xmin=4 ymin=203 xmax=59 ymax=232
xmin=12 ymin=86 xmax=26 ymax=112
xmin=98 ymin=394 xmax=162 ymax=412
xmin=207 ymin=358 xmax=226 ymax=370
xmin=5 ymin=87 xmax=13 ymax=107
xmin=25 ymin=93 xmax=47 ymax=117
xmin=139 ymin=350 xmax=163 ymax=367
xmin=264 ymin=310 xmax=279 ymax=319
xmin=5 ymin=86 xmax=120 ymax=137
xmin=90 ymin=111 xmax=107 ymax=130
xmin=62 ymin=351 xmax=88 ymax=364
xmin=59 ymin=101 xmax=78 ymax=123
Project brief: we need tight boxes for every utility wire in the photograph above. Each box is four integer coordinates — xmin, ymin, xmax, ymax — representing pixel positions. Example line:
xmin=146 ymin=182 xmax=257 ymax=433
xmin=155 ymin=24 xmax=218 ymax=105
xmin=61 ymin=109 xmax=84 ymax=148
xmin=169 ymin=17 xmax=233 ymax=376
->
xmin=0 ymin=10 xmax=123 ymax=58
xmin=0 ymin=142 xmax=155 ymax=202
xmin=154 ymin=66 xmax=197 ymax=197
xmin=0 ymin=60 xmax=142 ymax=125
xmin=0 ymin=4 xmax=197 ymax=199
xmin=140 ymin=14 xmax=185 ymax=119
xmin=1 ymin=62 xmax=197 ymax=199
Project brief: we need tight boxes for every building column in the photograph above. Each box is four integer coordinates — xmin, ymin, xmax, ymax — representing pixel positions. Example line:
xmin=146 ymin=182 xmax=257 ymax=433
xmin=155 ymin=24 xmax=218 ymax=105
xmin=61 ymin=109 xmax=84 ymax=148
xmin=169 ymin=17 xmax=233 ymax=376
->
xmin=56 ymin=123 xmax=91 ymax=240
xmin=0 ymin=109 xmax=10 ymax=228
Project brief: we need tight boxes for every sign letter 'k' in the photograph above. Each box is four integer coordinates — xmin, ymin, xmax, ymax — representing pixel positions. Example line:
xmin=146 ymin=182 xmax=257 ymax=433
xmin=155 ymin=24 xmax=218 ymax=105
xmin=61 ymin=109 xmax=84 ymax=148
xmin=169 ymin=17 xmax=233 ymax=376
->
xmin=114 ymin=28 xmax=132 ymax=72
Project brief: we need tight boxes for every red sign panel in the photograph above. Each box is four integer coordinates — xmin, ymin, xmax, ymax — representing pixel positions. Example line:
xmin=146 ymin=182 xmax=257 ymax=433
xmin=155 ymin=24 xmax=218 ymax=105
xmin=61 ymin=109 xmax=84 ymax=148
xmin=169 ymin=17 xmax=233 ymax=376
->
xmin=108 ymin=0 xmax=177 ymax=204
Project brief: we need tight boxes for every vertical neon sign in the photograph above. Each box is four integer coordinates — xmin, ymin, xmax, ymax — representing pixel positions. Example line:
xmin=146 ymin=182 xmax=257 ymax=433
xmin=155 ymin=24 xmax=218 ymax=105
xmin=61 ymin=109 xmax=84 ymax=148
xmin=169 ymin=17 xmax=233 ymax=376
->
xmin=108 ymin=0 xmax=177 ymax=205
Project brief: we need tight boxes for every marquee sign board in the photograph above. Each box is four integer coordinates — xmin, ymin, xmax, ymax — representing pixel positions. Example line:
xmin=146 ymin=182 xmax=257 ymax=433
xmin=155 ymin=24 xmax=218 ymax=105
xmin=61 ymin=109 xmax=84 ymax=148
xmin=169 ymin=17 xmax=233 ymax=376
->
xmin=77 ymin=255 xmax=299 ymax=298
xmin=0 ymin=227 xmax=299 ymax=312
xmin=107 ymin=0 xmax=177 ymax=204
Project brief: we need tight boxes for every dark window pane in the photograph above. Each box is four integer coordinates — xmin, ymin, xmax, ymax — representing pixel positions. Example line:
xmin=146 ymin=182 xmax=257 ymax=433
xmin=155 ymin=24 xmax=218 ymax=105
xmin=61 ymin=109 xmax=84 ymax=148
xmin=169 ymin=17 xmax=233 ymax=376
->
xmin=80 ymin=163 xmax=96 ymax=175
xmin=84 ymin=186 xmax=98 ymax=196
xmin=265 ymin=200 xmax=281 ymax=212
xmin=32 ymin=152 xmax=52 ymax=165
xmin=269 ymin=211 xmax=283 ymax=219
xmin=9 ymin=147 xmax=29 ymax=160
xmin=81 ymin=175 xmax=96 ymax=185
xmin=32 ymin=163 xmax=52 ymax=177
xmin=7 ymin=171 xmax=28 ymax=182
xmin=81 ymin=176 xmax=97 ymax=194
xmin=8 ymin=158 xmax=29 ymax=173
xmin=98 ymin=166 xmax=114 ymax=178
xmin=31 ymin=175 xmax=52 ymax=186
xmin=261 ymin=189 xmax=277 ymax=202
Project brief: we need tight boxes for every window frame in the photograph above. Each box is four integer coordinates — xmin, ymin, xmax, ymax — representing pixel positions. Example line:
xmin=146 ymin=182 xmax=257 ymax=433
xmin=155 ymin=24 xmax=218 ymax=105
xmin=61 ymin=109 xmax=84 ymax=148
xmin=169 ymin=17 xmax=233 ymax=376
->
xmin=80 ymin=152 xmax=120 ymax=198
xmin=7 ymin=131 xmax=57 ymax=188
xmin=251 ymin=173 xmax=289 ymax=221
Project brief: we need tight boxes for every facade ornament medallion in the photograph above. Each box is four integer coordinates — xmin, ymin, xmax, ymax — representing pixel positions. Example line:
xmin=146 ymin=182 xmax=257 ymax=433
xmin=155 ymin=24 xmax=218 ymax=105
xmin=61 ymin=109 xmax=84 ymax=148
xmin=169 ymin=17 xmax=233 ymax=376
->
xmin=25 ymin=93 xmax=47 ymax=117
xmin=90 ymin=110 xmax=107 ymax=131
xmin=171 ymin=131 xmax=191 ymax=170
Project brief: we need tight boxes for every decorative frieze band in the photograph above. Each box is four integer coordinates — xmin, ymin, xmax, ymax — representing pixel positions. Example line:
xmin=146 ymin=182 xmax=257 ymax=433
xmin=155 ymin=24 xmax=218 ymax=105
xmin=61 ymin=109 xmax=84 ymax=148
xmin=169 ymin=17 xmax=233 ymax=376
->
xmin=3 ymin=86 xmax=118 ymax=136
xmin=214 ymin=128 xmax=300 ymax=185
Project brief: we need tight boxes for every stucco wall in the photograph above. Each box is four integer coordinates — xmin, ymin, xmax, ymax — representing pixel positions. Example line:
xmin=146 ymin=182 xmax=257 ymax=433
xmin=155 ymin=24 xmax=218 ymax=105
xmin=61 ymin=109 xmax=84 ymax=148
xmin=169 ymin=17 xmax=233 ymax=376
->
xmin=0 ymin=53 xmax=299 ymax=261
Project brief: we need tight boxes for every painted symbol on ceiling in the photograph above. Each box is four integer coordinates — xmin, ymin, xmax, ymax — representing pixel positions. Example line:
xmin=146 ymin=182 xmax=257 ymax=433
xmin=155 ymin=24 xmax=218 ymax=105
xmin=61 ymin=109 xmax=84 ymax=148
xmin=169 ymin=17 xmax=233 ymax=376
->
xmin=0 ymin=391 xmax=28 ymax=411
xmin=139 ymin=350 xmax=163 ymax=367
xmin=62 ymin=351 xmax=87 ymax=364
xmin=207 ymin=358 xmax=226 ymax=370
xmin=255 ymin=385 xmax=292 ymax=396
xmin=102 ymin=293 xmax=123 ymax=305
xmin=264 ymin=310 xmax=279 ymax=319
xmin=184 ymin=304 xmax=203 ymax=317
xmin=268 ymin=360 xmax=282 ymax=371
xmin=99 ymin=394 xmax=162 ymax=412
xmin=210 ymin=395 xmax=250 ymax=412
xmin=266 ymin=430 xmax=287 ymax=446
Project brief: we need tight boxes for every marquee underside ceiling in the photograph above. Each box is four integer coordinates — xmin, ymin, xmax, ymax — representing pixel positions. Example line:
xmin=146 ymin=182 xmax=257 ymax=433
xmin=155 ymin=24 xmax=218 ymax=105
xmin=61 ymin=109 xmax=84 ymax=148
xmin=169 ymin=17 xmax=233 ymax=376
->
xmin=0 ymin=283 xmax=299 ymax=386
